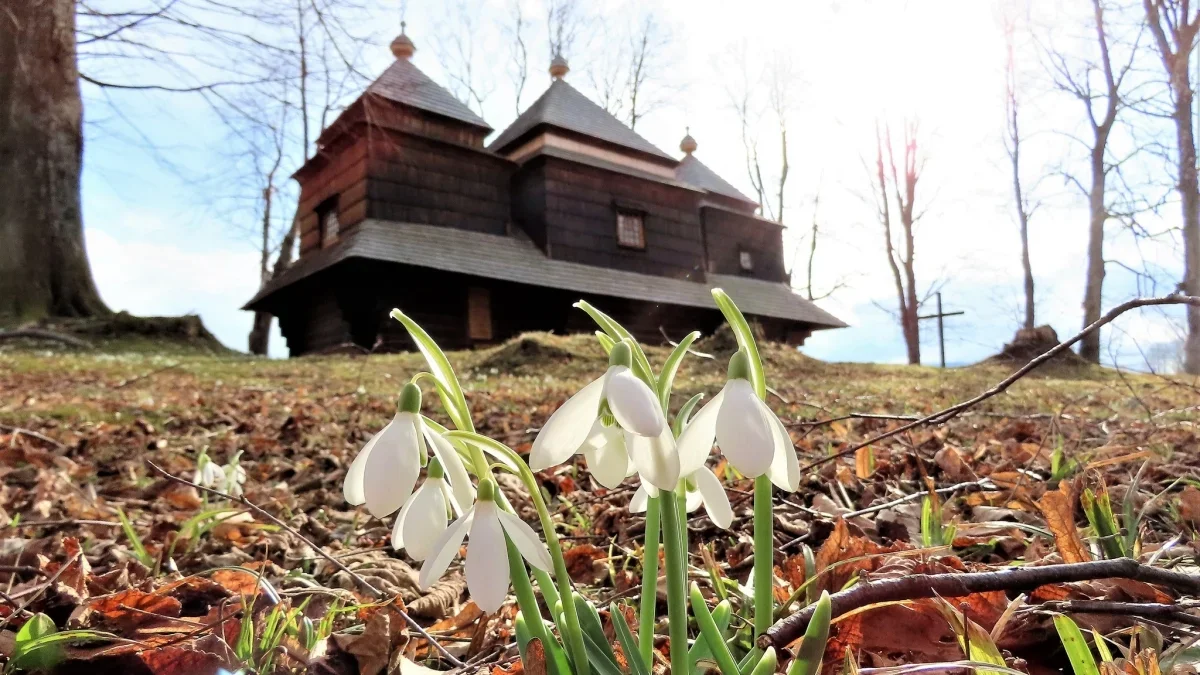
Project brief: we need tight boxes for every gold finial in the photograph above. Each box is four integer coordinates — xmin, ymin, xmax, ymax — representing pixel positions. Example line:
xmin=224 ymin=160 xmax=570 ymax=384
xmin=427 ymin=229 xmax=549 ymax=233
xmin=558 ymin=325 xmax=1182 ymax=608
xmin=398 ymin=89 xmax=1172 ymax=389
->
xmin=391 ymin=21 xmax=415 ymax=60
xmin=680 ymin=127 xmax=697 ymax=155
xmin=549 ymin=53 xmax=569 ymax=79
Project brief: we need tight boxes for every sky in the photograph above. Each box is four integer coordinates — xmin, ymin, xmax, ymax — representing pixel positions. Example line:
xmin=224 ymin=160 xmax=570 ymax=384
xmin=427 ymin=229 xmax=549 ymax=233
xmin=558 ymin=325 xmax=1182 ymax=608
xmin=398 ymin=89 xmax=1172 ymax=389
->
xmin=78 ymin=0 xmax=1190 ymax=370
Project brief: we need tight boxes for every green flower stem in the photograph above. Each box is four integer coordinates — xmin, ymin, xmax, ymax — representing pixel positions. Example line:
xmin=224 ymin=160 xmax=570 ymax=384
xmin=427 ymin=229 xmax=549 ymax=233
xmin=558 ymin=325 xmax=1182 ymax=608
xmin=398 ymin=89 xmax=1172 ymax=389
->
xmin=638 ymin=495 xmax=661 ymax=667
xmin=509 ymin=536 xmax=553 ymax=651
xmin=752 ymin=474 xmax=773 ymax=639
xmin=448 ymin=432 xmax=590 ymax=675
xmin=659 ymin=494 xmax=692 ymax=675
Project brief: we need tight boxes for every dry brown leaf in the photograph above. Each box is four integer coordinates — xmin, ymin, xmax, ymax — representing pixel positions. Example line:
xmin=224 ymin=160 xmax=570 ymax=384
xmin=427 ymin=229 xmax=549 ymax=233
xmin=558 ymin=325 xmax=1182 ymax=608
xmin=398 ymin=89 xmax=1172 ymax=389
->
xmin=563 ymin=544 xmax=607 ymax=585
xmin=1178 ymin=486 xmax=1200 ymax=525
xmin=139 ymin=646 xmax=227 ymax=674
xmin=524 ymin=638 xmax=548 ymax=675
xmin=1036 ymin=482 xmax=1091 ymax=564
xmin=87 ymin=589 xmax=183 ymax=632
xmin=855 ymin=447 xmax=875 ymax=479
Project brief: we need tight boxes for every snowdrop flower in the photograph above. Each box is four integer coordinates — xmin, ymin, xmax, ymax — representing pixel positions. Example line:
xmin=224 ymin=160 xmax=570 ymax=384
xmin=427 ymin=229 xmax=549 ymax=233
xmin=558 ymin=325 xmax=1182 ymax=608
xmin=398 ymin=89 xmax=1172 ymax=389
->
xmin=629 ymin=428 xmax=733 ymax=529
xmin=343 ymin=383 xmax=474 ymax=519
xmin=391 ymin=457 xmax=455 ymax=561
xmin=222 ymin=451 xmax=247 ymax=498
xmin=530 ymin=342 xmax=678 ymax=490
xmin=675 ymin=350 xmax=799 ymax=491
xmin=419 ymin=478 xmax=552 ymax=613
xmin=194 ymin=451 xmax=226 ymax=491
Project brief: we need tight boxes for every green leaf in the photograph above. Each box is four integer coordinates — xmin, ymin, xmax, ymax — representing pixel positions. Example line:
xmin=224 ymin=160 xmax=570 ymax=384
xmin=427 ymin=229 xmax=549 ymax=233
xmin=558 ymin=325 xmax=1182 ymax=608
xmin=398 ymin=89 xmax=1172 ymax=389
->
xmin=595 ymin=331 xmax=617 ymax=353
xmin=1054 ymin=614 xmax=1101 ymax=675
xmin=573 ymin=301 xmax=655 ymax=388
xmin=689 ymin=584 xmax=740 ymax=675
xmin=573 ymin=593 xmax=621 ymax=674
xmin=1091 ymin=629 xmax=1113 ymax=664
xmin=115 ymin=507 xmax=153 ymax=568
xmin=390 ymin=309 xmax=473 ymax=432
xmin=673 ymin=393 xmax=706 ymax=437
xmin=931 ymin=597 xmax=1007 ymax=675
xmin=787 ymin=591 xmax=832 ymax=675
xmin=711 ymin=289 xmax=765 ymax=399
xmin=689 ymin=599 xmax=732 ymax=667
xmin=13 ymin=613 xmax=64 ymax=671
xmin=610 ymin=604 xmax=651 ymax=675
xmin=744 ymin=647 xmax=777 ymax=675
xmin=657 ymin=331 xmax=701 ymax=410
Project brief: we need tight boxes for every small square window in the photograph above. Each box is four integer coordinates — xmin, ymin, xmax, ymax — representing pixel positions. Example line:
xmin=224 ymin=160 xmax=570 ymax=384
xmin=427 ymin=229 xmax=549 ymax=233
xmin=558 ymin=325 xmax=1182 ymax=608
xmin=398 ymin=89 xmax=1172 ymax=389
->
xmin=616 ymin=211 xmax=645 ymax=249
xmin=318 ymin=199 xmax=340 ymax=247
xmin=739 ymin=249 xmax=754 ymax=271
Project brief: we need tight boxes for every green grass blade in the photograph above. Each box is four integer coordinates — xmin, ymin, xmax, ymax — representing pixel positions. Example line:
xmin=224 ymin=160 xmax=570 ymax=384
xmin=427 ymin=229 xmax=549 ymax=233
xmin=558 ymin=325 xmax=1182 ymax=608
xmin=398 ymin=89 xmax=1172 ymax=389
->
xmin=745 ymin=647 xmax=778 ymax=675
xmin=1054 ymin=614 xmax=1100 ymax=675
xmin=672 ymin=393 xmax=705 ymax=437
xmin=390 ymin=309 xmax=473 ymax=432
xmin=115 ymin=507 xmax=153 ymax=568
xmin=657 ymin=331 xmax=701 ymax=410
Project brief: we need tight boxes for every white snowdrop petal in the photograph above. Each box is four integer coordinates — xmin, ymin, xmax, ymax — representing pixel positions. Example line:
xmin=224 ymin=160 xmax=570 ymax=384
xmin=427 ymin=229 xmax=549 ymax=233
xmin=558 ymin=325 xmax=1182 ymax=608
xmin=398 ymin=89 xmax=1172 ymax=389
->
xmin=604 ymin=366 xmax=665 ymax=437
xmin=363 ymin=413 xmax=422 ymax=518
xmin=675 ymin=388 xmax=725 ymax=477
xmin=685 ymin=488 xmax=703 ymax=513
xmin=495 ymin=508 xmax=553 ymax=572
xmin=766 ymin=411 xmax=801 ymax=492
xmin=714 ymin=380 xmax=774 ymax=478
xmin=629 ymin=484 xmax=650 ymax=513
xmin=466 ymin=503 xmax=509 ymax=613
xmin=529 ymin=376 xmax=605 ymax=471
xmin=401 ymin=481 xmax=449 ymax=561
xmin=583 ymin=428 xmax=631 ymax=489
xmin=693 ymin=467 xmax=733 ymax=529
xmin=426 ymin=429 xmax=476 ymax=513
xmin=419 ymin=508 xmax=473 ymax=590
xmin=626 ymin=427 xmax=680 ymax=492
xmin=344 ymin=419 xmax=391 ymax=505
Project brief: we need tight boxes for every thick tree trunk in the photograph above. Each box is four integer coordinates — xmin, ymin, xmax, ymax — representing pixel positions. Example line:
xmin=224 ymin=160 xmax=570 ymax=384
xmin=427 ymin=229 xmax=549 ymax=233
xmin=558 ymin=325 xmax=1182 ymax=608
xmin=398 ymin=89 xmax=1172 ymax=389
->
xmin=0 ymin=0 xmax=109 ymax=323
xmin=248 ymin=219 xmax=297 ymax=355
xmin=1080 ymin=147 xmax=1107 ymax=363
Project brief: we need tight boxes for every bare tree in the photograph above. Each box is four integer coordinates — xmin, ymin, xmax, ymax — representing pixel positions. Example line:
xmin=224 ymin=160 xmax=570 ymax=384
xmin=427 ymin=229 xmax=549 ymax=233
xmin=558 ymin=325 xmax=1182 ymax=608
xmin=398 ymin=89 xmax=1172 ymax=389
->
xmin=1004 ymin=12 xmax=1038 ymax=330
xmin=432 ymin=0 xmax=493 ymax=115
xmin=504 ymin=0 xmax=530 ymax=116
xmin=766 ymin=53 xmax=793 ymax=225
xmin=873 ymin=120 xmax=924 ymax=365
xmin=1142 ymin=0 xmax=1200 ymax=374
xmin=547 ymin=0 xmax=581 ymax=62
xmin=1041 ymin=0 xmax=1140 ymax=363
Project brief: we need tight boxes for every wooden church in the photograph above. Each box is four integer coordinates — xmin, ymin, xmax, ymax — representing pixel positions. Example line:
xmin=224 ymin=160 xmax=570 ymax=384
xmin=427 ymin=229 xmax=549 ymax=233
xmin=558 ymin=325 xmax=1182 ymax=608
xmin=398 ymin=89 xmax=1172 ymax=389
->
xmin=244 ymin=27 xmax=845 ymax=356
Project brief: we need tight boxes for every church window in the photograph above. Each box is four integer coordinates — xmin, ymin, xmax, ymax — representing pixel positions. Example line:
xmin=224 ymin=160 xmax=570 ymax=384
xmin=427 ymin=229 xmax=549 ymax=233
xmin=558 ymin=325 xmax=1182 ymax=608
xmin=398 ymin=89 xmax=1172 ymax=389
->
xmin=616 ymin=211 xmax=645 ymax=249
xmin=739 ymin=249 xmax=754 ymax=272
xmin=318 ymin=198 xmax=340 ymax=247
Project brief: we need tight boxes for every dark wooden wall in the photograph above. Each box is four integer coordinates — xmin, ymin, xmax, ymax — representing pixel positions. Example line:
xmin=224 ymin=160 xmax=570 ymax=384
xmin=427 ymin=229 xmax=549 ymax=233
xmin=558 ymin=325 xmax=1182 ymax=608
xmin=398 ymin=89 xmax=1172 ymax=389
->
xmin=531 ymin=156 xmax=707 ymax=280
xmin=295 ymin=131 xmax=369 ymax=257
xmin=701 ymin=206 xmax=787 ymax=282
xmin=276 ymin=283 xmax=352 ymax=355
xmin=366 ymin=127 xmax=514 ymax=235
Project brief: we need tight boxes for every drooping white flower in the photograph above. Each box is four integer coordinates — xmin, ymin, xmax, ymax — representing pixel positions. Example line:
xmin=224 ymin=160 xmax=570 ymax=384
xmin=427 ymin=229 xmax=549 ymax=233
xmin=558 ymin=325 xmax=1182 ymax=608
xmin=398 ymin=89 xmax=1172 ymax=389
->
xmin=193 ymin=452 xmax=226 ymax=491
xmin=629 ymin=422 xmax=733 ymax=529
xmin=222 ymin=452 xmax=247 ymax=498
xmin=530 ymin=341 xmax=676 ymax=489
xmin=419 ymin=479 xmax=552 ymax=613
xmin=391 ymin=457 xmax=453 ymax=561
xmin=343 ymin=383 xmax=474 ymax=518
xmin=675 ymin=350 xmax=799 ymax=491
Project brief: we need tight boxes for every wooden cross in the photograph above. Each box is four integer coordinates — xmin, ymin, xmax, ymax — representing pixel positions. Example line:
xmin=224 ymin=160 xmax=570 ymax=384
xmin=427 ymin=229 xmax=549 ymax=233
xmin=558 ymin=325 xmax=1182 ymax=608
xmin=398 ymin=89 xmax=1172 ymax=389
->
xmin=917 ymin=292 xmax=965 ymax=368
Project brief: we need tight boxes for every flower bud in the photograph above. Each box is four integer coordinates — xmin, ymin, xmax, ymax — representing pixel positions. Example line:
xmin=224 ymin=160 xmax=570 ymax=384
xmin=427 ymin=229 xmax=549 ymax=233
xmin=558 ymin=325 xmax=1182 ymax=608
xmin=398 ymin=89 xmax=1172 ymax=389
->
xmin=608 ymin=341 xmax=633 ymax=368
xmin=398 ymin=382 xmax=422 ymax=414
xmin=478 ymin=477 xmax=497 ymax=502
xmin=727 ymin=348 xmax=752 ymax=382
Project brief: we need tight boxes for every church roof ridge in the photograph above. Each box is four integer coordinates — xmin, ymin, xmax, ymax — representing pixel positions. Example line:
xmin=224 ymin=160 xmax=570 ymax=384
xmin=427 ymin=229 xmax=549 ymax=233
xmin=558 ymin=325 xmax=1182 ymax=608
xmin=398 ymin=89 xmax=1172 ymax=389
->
xmin=367 ymin=58 xmax=491 ymax=131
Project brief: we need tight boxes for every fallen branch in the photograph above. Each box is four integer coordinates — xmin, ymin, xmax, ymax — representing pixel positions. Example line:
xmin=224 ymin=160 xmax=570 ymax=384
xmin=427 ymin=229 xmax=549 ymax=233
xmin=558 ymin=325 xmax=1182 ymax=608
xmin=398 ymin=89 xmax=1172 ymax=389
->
xmin=145 ymin=460 xmax=464 ymax=668
xmin=0 ymin=329 xmax=93 ymax=349
xmin=1037 ymin=600 xmax=1200 ymax=628
xmin=762 ymin=558 xmax=1200 ymax=650
xmin=798 ymin=295 xmax=1200 ymax=474
xmin=0 ymin=424 xmax=66 ymax=449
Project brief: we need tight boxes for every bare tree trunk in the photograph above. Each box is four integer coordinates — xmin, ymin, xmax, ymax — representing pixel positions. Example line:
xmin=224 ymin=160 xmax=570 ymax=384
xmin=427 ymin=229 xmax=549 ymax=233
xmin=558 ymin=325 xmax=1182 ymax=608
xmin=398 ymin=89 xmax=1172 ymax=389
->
xmin=248 ymin=182 xmax=277 ymax=355
xmin=1080 ymin=145 xmax=1108 ymax=363
xmin=1005 ymin=16 xmax=1036 ymax=330
xmin=1143 ymin=0 xmax=1200 ymax=374
xmin=875 ymin=122 xmax=922 ymax=365
xmin=0 ymin=0 xmax=109 ymax=323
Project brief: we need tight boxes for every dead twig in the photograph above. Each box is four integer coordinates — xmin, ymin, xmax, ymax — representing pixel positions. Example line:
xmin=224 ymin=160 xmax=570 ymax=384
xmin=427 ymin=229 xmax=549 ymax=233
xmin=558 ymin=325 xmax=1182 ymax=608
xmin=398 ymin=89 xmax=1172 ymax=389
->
xmin=144 ymin=459 xmax=464 ymax=668
xmin=0 ymin=552 xmax=82 ymax=631
xmin=0 ymin=424 xmax=65 ymax=449
xmin=1037 ymin=600 xmax=1200 ymax=628
xmin=798 ymin=295 xmax=1200 ymax=475
xmin=763 ymin=557 xmax=1200 ymax=650
xmin=114 ymin=362 xmax=182 ymax=389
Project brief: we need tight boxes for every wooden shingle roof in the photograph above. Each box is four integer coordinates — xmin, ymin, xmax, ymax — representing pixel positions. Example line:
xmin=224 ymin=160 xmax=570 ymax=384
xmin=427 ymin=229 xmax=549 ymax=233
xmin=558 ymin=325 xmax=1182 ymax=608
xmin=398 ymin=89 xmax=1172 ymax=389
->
xmin=367 ymin=58 xmax=491 ymax=131
xmin=245 ymin=220 xmax=846 ymax=329
xmin=488 ymin=79 xmax=673 ymax=161
xmin=676 ymin=154 xmax=758 ymax=206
